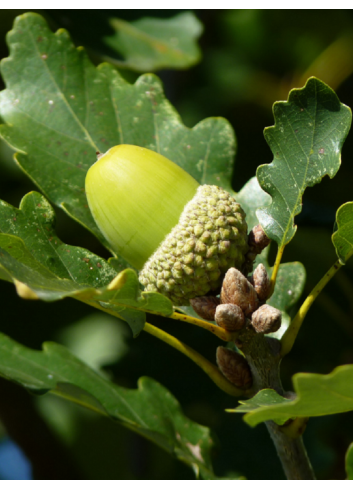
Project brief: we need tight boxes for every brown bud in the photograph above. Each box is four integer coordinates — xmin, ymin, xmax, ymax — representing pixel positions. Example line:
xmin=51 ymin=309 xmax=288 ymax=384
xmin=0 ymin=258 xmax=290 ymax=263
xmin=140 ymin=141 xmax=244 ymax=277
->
xmin=220 ymin=268 xmax=259 ymax=316
xmin=190 ymin=296 xmax=220 ymax=321
xmin=248 ymin=224 xmax=271 ymax=255
xmin=216 ymin=346 xmax=252 ymax=389
xmin=252 ymin=263 xmax=270 ymax=301
xmin=215 ymin=303 xmax=245 ymax=331
xmin=251 ymin=304 xmax=281 ymax=334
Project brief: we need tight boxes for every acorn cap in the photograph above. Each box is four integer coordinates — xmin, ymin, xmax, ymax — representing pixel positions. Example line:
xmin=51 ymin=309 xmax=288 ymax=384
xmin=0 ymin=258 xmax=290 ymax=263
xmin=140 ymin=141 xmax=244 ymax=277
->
xmin=139 ymin=185 xmax=248 ymax=305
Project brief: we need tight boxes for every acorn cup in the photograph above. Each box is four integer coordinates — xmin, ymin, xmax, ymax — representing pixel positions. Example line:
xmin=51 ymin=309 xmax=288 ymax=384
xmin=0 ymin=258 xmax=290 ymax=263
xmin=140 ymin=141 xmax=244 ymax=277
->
xmin=86 ymin=144 xmax=250 ymax=306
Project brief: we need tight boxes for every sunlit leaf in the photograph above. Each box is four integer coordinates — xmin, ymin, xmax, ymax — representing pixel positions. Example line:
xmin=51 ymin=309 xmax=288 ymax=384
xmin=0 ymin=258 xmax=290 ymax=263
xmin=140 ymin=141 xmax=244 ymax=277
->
xmin=257 ymin=77 xmax=352 ymax=248
xmin=0 ymin=12 xmax=235 ymax=252
xmin=332 ymin=202 xmax=353 ymax=264
xmin=230 ymin=364 xmax=353 ymax=426
xmin=0 ymin=191 xmax=173 ymax=335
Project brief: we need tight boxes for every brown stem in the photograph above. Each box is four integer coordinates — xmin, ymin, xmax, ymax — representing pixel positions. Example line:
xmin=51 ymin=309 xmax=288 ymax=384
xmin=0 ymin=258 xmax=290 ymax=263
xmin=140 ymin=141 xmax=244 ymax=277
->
xmin=236 ymin=328 xmax=316 ymax=480
xmin=266 ymin=421 xmax=316 ymax=480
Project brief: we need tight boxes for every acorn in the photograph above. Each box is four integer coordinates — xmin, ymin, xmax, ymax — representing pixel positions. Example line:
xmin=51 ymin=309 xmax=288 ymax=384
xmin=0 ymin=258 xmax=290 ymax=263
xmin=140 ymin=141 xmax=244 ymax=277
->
xmin=86 ymin=144 xmax=199 ymax=270
xmin=86 ymin=145 xmax=249 ymax=306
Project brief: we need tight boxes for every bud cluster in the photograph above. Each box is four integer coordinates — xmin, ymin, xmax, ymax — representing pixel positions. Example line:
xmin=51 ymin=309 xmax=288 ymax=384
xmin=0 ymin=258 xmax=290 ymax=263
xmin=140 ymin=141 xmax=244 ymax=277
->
xmin=190 ymin=224 xmax=282 ymax=390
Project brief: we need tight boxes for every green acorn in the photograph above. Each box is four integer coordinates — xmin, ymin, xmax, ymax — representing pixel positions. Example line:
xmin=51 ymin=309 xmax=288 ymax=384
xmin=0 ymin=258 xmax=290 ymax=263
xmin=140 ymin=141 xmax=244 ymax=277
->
xmin=86 ymin=144 xmax=249 ymax=306
xmin=85 ymin=144 xmax=198 ymax=269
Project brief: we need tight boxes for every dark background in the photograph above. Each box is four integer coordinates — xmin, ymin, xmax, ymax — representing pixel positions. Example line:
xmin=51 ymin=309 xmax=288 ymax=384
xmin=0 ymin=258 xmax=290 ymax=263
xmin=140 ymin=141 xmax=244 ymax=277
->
xmin=0 ymin=9 xmax=353 ymax=480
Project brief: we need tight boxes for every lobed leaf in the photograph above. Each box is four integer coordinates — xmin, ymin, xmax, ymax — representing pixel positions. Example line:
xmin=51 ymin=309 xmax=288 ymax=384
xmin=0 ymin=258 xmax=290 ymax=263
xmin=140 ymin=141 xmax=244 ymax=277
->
xmin=230 ymin=364 xmax=353 ymax=427
xmin=0 ymin=12 xmax=235 ymax=252
xmin=105 ymin=12 xmax=203 ymax=72
xmin=0 ymin=191 xmax=173 ymax=336
xmin=332 ymin=202 xmax=353 ymax=264
xmin=346 ymin=443 xmax=353 ymax=480
xmin=256 ymin=77 xmax=352 ymax=248
xmin=0 ymin=332 xmax=225 ymax=479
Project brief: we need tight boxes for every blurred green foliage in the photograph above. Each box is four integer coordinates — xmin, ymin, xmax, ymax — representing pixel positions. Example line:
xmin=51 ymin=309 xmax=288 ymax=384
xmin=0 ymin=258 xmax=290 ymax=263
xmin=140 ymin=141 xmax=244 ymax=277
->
xmin=0 ymin=9 xmax=353 ymax=480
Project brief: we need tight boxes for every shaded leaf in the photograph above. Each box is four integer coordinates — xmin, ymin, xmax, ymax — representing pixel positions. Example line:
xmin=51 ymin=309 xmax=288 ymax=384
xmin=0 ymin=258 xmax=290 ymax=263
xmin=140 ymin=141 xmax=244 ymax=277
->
xmin=332 ymin=202 xmax=353 ymax=264
xmin=256 ymin=77 xmax=352 ymax=248
xmin=346 ymin=442 xmax=353 ymax=480
xmin=237 ymin=177 xmax=306 ymax=339
xmin=105 ymin=12 xmax=203 ymax=72
xmin=230 ymin=364 xmax=353 ymax=427
xmin=0 ymin=332 xmax=223 ymax=479
xmin=0 ymin=12 xmax=235 ymax=251
xmin=267 ymin=261 xmax=306 ymax=339
xmin=0 ymin=191 xmax=173 ymax=335
xmin=236 ymin=176 xmax=271 ymax=232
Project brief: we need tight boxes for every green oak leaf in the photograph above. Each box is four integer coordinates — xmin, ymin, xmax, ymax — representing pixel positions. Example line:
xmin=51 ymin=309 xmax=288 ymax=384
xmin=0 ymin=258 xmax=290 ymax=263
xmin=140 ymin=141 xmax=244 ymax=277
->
xmin=105 ymin=12 xmax=203 ymax=72
xmin=346 ymin=443 xmax=353 ymax=480
xmin=332 ymin=202 xmax=353 ymax=264
xmin=230 ymin=389 xmax=291 ymax=426
xmin=267 ymin=261 xmax=306 ymax=339
xmin=0 ymin=191 xmax=173 ymax=336
xmin=229 ymin=364 xmax=353 ymax=427
xmin=256 ymin=77 xmax=352 ymax=248
xmin=0 ymin=332 xmax=226 ymax=480
xmin=238 ymin=177 xmax=306 ymax=339
xmin=0 ymin=12 xmax=235 ymax=252
xmin=236 ymin=176 xmax=271 ymax=232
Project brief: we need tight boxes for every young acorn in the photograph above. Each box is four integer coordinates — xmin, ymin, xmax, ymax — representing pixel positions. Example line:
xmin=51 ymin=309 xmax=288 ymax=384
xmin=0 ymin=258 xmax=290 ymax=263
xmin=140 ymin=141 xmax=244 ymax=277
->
xmin=85 ymin=144 xmax=249 ymax=305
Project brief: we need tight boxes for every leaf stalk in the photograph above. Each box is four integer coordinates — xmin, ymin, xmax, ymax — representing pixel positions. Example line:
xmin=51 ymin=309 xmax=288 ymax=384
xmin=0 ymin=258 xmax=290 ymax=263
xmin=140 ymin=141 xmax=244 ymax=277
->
xmin=269 ymin=245 xmax=285 ymax=296
xmin=143 ymin=323 xmax=244 ymax=397
xmin=80 ymin=298 xmax=243 ymax=396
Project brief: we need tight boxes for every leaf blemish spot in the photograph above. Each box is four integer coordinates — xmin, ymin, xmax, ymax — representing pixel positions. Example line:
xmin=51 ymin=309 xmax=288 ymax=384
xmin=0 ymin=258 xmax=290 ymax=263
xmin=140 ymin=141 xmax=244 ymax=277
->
xmin=41 ymin=53 xmax=48 ymax=60
xmin=319 ymin=148 xmax=325 ymax=154
xmin=70 ymin=94 xmax=75 ymax=99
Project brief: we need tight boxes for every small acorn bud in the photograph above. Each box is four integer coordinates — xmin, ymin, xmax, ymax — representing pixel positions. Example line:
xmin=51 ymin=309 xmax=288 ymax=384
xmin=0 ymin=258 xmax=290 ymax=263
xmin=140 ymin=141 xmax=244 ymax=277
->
xmin=216 ymin=346 xmax=252 ymax=389
xmin=248 ymin=224 xmax=271 ymax=255
xmin=251 ymin=304 xmax=281 ymax=334
xmin=220 ymin=268 xmax=259 ymax=316
xmin=190 ymin=296 xmax=220 ymax=321
xmin=251 ymin=263 xmax=270 ymax=301
xmin=215 ymin=303 xmax=245 ymax=331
